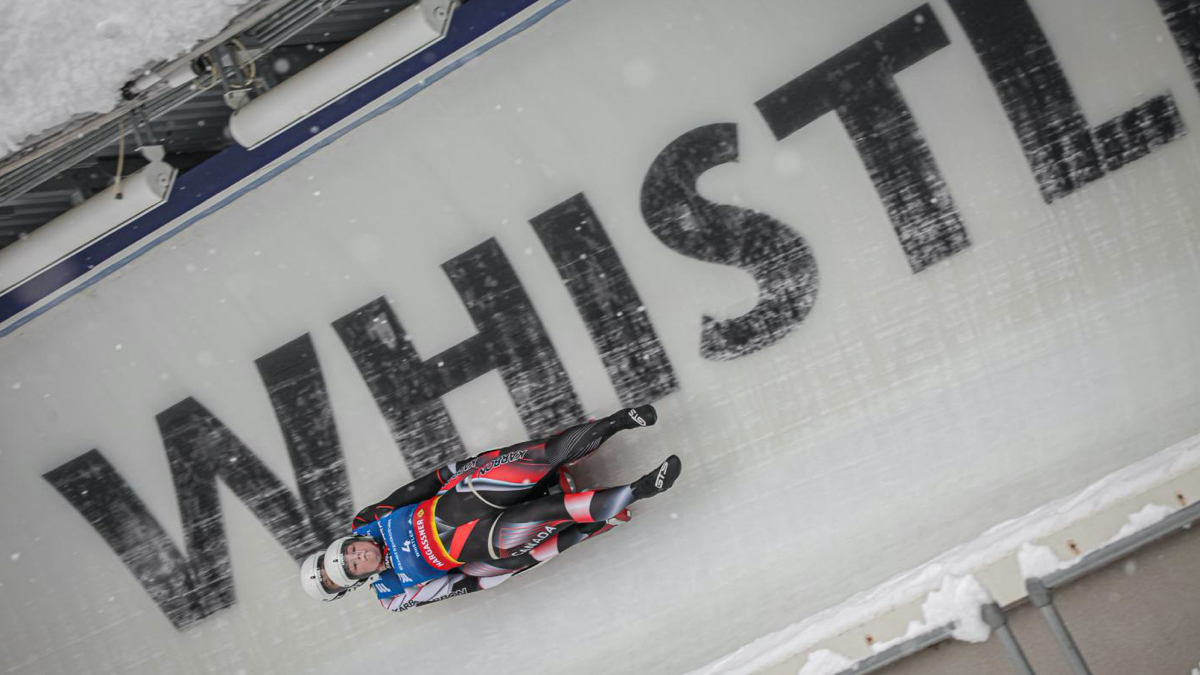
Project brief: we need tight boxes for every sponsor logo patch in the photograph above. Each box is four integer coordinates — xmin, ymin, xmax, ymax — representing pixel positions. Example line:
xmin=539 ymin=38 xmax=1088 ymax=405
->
xmin=654 ymin=461 xmax=669 ymax=489
xmin=478 ymin=448 xmax=528 ymax=475
xmin=628 ymin=409 xmax=647 ymax=427
xmin=515 ymin=524 xmax=557 ymax=555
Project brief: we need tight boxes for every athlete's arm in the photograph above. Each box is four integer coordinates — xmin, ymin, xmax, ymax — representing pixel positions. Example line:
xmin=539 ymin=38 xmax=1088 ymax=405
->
xmin=350 ymin=447 xmax=511 ymax=528
xmin=351 ymin=471 xmax=442 ymax=527
xmin=350 ymin=453 xmax=488 ymax=527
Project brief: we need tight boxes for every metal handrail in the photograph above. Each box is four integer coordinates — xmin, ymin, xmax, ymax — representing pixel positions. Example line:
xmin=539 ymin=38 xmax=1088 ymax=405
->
xmin=830 ymin=626 xmax=954 ymax=675
xmin=1040 ymin=499 xmax=1200 ymax=590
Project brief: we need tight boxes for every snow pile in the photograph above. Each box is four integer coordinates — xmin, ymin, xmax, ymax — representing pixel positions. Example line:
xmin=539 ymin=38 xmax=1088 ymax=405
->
xmin=795 ymin=650 xmax=854 ymax=675
xmin=0 ymin=0 xmax=253 ymax=158
xmin=1016 ymin=542 xmax=1065 ymax=580
xmin=1017 ymin=502 xmax=1181 ymax=579
xmin=840 ymin=575 xmax=992 ymax=670
xmin=688 ymin=434 xmax=1200 ymax=675
xmin=899 ymin=575 xmax=992 ymax=645
xmin=1109 ymin=503 xmax=1177 ymax=542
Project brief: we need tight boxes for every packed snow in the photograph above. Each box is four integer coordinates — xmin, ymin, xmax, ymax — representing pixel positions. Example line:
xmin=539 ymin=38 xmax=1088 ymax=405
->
xmin=796 ymin=650 xmax=854 ymax=675
xmin=1108 ymin=503 xmax=1179 ymax=543
xmin=0 ymin=0 xmax=253 ymax=158
xmin=1016 ymin=542 xmax=1066 ymax=580
xmin=886 ymin=575 xmax=992 ymax=646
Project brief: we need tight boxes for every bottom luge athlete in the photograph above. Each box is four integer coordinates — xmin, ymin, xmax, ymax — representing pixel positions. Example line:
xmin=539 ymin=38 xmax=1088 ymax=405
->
xmin=300 ymin=404 xmax=682 ymax=612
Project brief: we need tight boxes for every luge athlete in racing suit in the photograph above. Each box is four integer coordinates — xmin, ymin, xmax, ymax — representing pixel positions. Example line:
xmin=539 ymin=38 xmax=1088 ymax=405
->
xmin=364 ymin=505 xmax=634 ymax=612
xmin=300 ymin=405 xmax=682 ymax=612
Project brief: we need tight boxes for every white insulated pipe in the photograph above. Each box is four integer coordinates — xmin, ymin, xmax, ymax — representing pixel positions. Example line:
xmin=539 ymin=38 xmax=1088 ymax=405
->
xmin=228 ymin=0 xmax=456 ymax=148
xmin=0 ymin=160 xmax=175 ymax=294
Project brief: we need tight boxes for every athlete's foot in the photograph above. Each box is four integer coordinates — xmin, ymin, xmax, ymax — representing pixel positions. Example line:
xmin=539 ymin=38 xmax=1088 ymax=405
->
xmin=630 ymin=455 xmax=682 ymax=500
xmin=613 ymin=404 xmax=657 ymax=430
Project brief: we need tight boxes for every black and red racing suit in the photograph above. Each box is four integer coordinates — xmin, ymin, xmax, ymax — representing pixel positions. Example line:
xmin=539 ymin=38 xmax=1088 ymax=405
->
xmin=350 ymin=408 xmax=652 ymax=612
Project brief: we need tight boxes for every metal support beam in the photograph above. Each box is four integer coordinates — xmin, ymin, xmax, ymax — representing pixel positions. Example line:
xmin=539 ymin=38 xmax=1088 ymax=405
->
xmin=981 ymin=602 xmax=1038 ymax=675
xmin=1027 ymin=580 xmax=1093 ymax=675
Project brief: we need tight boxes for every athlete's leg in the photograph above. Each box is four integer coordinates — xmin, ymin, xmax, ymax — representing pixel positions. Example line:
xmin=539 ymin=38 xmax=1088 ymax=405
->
xmin=457 ymin=511 xmax=631 ymax=576
xmin=452 ymin=455 xmax=681 ymax=563
xmin=539 ymin=404 xmax=658 ymax=467
xmin=435 ymin=405 xmax=658 ymax=525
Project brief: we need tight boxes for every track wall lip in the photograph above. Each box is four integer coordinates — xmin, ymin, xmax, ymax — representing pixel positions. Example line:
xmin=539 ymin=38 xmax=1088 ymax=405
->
xmin=0 ymin=0 xmax=571 ymax=339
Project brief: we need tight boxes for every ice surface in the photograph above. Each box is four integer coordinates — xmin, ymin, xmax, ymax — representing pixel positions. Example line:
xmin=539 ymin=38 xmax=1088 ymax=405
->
xmin=0 ymin=0 xmax=252 ymax=157
xmin=3 ymin=0 xmax=1200 ymax=674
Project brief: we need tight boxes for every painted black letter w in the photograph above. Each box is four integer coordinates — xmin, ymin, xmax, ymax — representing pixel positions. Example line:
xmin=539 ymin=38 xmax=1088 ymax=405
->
xmin=43 ymin=335 xmax=350 ymax=630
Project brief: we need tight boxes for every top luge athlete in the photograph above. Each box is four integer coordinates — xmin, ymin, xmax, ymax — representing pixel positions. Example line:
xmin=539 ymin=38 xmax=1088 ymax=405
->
xmin=300 ymin=405 xmax=682 ymax=612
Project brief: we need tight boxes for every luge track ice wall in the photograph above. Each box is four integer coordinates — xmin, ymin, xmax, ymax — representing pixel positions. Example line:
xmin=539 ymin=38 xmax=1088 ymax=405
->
xmin=3 ymin=0 xmax=1200 ymax=673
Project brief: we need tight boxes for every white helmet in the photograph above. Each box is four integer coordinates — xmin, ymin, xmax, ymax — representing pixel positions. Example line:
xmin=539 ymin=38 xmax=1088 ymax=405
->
xmin=323 ymin=535 xmax=379 ymax=588
xmin=299 ymin=552 xmax=347 ymax=602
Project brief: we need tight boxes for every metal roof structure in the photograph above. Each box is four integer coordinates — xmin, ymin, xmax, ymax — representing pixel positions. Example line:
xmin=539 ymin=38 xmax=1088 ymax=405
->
xmin=0 ymin=0 xmax=422 ymax=250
